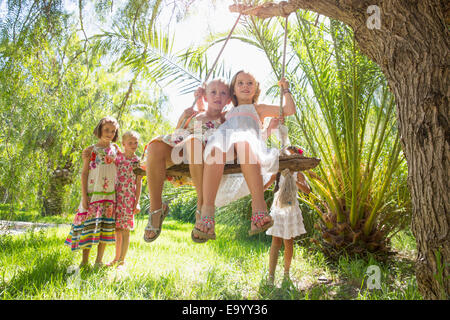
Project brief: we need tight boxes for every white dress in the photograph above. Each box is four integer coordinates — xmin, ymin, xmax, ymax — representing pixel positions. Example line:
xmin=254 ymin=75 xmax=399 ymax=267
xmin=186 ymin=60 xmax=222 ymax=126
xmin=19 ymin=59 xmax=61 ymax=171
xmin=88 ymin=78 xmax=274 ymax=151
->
xmin=266 ymin=172 xmax=307 ymax=239
xmin=203 ymin=104 xmax=279 ymax=207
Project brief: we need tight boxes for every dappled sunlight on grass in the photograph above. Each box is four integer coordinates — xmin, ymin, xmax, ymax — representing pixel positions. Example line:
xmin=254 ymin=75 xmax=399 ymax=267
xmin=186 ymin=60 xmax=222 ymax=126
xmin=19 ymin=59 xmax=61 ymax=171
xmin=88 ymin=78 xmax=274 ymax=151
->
xmin=0 ymin=217 xmax=420 ymax=300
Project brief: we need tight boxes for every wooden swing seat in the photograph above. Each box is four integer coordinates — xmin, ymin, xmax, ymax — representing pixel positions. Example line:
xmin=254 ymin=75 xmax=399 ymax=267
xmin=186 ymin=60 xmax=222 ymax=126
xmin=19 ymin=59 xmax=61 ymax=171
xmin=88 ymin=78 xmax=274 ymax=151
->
xmin=133 ymin=154 xmax=320 ymax=177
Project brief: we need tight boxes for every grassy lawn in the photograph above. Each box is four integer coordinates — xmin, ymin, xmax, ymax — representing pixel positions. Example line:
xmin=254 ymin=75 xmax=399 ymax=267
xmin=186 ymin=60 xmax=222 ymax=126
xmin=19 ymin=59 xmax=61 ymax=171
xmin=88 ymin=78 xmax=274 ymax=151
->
xmin=0 ymin=212 xmax=421 ymax=300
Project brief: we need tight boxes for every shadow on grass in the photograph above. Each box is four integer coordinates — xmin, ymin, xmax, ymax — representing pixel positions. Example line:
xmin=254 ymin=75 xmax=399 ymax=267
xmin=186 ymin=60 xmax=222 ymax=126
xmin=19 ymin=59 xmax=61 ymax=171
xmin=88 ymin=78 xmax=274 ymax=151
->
xmin=257 ymin=276 xmax=362 ymax=300
xmin=1 ymin=249 xmax=74 ymax=298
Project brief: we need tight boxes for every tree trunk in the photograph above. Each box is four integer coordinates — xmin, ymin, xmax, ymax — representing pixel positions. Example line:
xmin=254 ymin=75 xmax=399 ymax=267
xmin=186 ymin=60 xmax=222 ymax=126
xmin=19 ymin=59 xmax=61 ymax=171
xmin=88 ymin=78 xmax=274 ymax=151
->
xmin=231 ymin=0 xmax=449 ymax=299
xmin=42 ymin=166 xmax=73 ymax=216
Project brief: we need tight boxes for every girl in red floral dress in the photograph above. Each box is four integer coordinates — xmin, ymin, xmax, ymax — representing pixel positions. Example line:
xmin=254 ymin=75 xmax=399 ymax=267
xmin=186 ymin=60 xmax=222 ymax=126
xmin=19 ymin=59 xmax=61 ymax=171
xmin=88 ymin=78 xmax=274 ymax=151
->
xmin=108 ymin=131 xmax=142 ymax=268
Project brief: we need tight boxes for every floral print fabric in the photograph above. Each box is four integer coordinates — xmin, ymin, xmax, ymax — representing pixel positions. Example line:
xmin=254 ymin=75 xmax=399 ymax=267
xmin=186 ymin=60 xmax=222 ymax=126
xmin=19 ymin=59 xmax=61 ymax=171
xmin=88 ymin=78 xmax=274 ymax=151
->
xmin=142 ymin=117 xmax=222 ymax=187
xmin=115 ymin=153 xmax=140 ymax=230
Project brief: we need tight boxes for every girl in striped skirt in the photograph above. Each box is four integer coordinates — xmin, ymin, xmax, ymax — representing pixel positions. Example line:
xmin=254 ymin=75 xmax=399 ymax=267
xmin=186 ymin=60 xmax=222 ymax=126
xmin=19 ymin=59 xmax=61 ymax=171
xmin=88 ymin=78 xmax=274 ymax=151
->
xmin=65 ymin=116 xmax=120 ymax=267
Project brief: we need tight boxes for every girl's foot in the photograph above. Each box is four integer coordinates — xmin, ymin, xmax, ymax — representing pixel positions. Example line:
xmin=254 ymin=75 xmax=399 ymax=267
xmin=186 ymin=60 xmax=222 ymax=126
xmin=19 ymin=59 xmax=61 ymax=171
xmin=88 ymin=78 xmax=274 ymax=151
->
xmin=192 ymin=215 xmax=216 ymax=240
xmin=94 ymin=262 xmax=104 ymax=269
xmin=267 ymin=274 xmax=275 ymax=286
xmin=248 ymin=212 xmax=274 ymax=236
xmin=116 ymin=260 xmax=126 ymax=270
xmin=106 ymin=260 xmax=119 ymax=267
xmin=144 ymin=203 xmax=169 ymax=242
xmin=191 ymin=209 xmax=208 ymax=243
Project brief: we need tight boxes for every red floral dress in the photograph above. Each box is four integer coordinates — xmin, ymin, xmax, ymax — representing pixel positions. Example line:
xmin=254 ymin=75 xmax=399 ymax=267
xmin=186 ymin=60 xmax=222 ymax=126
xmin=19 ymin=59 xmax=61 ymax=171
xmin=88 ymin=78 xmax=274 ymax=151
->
xmin=141 ymin=117 xmax=222 ymax=187
xmin=115 ymin=153 xmax=140 ymax=230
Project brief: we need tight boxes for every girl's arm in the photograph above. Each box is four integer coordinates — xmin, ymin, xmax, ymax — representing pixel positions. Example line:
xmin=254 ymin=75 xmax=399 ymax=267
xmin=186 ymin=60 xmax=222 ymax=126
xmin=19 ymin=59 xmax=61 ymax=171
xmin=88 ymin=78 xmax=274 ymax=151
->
xmin=261 ymin=117 xmax=283 ymax=140
xmin=133 ymin=175 xmax=143 ymax=213
xmin=195 ymin=87 xmax=206 ymax=112
xmin=263 ymin=174 xmax=277 ymax=191
xmin=81 ymin=146 xmax=93 ymax=210
xmin=256 ymin=78 xmax=296 ymax=121
xmin=176 ymin=87 xmax=206 ymax=129
xmin=176 ymin=108 xmax=194 ymax=129
xmin=296 ymin=172 xmax=311 ymax=194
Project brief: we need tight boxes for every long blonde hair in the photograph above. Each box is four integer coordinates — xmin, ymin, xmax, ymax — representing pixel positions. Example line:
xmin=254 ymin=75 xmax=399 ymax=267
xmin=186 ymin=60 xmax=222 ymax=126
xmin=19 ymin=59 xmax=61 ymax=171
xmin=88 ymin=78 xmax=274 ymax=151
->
xmin=229 ymin=70 xmax=261 ymax=106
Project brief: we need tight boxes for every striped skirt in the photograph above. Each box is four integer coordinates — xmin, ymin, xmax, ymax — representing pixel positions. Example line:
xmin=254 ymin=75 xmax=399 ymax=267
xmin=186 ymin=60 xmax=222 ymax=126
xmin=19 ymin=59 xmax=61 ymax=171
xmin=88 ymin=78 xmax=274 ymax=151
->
xmin=65 ymin=200 xmax=116 ymax=251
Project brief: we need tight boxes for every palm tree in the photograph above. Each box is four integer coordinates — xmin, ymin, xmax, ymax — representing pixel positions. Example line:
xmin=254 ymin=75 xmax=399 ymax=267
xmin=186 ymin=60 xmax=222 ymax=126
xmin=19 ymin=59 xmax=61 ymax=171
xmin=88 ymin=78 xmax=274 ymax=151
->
xmin=229 ymin=11 xmax=410 ymax=256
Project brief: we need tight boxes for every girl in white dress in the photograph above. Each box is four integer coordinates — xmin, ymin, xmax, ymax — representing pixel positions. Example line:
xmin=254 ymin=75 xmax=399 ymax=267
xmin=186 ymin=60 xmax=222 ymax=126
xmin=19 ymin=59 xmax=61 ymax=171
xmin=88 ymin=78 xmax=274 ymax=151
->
xmin=192 ymin=70 xmax=296 ymax=241
xmin=264 ymin=146 xmax=311 ymax=284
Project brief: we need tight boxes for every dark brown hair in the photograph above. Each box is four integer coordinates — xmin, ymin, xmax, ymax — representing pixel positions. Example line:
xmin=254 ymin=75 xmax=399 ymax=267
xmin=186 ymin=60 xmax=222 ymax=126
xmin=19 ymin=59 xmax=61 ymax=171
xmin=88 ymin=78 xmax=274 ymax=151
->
xmin=229 ymin=70 xmax=261 ymax=107
xmin=93 ymin=116 xmax=120 ymax=142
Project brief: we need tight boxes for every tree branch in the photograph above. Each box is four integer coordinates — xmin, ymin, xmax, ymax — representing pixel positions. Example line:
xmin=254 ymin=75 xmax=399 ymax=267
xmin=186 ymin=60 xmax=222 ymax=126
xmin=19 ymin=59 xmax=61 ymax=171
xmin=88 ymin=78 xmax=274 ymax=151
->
xmin=229 ymin=0 xmax=370 ymax=27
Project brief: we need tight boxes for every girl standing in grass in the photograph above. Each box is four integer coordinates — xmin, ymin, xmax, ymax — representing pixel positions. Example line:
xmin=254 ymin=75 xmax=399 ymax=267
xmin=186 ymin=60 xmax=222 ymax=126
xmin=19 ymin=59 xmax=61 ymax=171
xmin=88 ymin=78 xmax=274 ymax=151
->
xmin=264 ymin=146 xmax=310 ymax=285
xmin=107 ymin=131 xmax=142 ymax=268
xmin=65 ymin=116 xmax=120 ymax=268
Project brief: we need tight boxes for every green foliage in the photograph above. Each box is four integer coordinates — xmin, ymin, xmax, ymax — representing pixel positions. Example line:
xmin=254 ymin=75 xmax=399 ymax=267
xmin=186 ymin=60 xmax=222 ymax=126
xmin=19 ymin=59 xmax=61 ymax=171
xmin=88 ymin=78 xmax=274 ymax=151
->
xmin=227 ymin=11 xmax=411 ymax=257
xmin=0 ymin=1 xmax=177 ymax=216
xmin=165 ymin=185 xmax=197 ymax=223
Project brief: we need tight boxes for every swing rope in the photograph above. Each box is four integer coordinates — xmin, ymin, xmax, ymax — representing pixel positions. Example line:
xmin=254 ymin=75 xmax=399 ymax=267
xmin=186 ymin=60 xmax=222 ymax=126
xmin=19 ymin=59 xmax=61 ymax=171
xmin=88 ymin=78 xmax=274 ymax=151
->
xmin=278 ymin=15 xmax=289 ymax=150
xmin=190 ymin=12 xmax=242 ymax=109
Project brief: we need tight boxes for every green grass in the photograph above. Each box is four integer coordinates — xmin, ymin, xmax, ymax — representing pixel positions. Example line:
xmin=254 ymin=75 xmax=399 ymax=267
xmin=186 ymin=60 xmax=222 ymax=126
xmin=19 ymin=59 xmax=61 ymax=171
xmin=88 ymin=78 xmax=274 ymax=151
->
xmin=0 ymin=214 xmax=421 ymax=300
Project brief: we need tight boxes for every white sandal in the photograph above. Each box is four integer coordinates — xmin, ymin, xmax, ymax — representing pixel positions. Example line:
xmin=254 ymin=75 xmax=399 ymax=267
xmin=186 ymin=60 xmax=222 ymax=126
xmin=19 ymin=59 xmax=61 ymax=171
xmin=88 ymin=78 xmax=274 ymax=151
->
xmin=143 ymin=203 xmax=169 ymax=243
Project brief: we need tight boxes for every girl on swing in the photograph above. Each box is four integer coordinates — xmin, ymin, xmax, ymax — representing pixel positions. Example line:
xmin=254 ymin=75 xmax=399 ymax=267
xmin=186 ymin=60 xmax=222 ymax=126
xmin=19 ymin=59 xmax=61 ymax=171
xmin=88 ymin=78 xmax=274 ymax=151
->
xmin=192 ymin=70 xmax=296 ymax=241
xmin=143 ymin=79 xmax=231 ymax=243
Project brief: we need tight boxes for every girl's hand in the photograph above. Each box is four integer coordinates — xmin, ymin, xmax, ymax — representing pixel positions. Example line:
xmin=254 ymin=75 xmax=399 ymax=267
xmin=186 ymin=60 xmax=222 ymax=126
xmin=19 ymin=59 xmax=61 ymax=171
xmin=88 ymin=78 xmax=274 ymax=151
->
xmin=82 ymin=198 xmax=89 ymax=211
xmin=182 ymin=106 xmax=196 ymax=118
xmin=194 ymin=87 xmax=206 ymax=100
xmin=278 ymin=77 xmax=290 ymax=90
xmin=268 ymin=117 xmax=284 ymax=130
xmin=194 ymin=87 xmax=206 ymax=112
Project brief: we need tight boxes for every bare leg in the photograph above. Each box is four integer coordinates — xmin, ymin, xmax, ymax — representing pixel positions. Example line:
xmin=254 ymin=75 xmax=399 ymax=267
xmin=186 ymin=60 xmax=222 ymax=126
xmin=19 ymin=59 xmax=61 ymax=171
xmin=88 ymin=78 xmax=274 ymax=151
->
xmin=235 ymin=142 xmax=271 ymax=231
xmin=269 ymin=236 xmax=283 ymax=283
xmin=145 ymin=141 xmax=174 ymax=239
xmin=283 ymin=238 xmax=294 ymax=276
xmin=95 ymin=242 xmax=107 ymax=265
xmin=81 ymin=249 xmax=90 ymax=267
xmin=186 ymin=138 xmax=204 ymax=210
xmin=196 ymin=147 xmax=226 ymax=237
xmin=110 ymin=229 xmax=123 ymax=264
xmin=296 ymin=172 xmax=311 ymax=194
xmin=119 ymin=230 xmax=130 ymax=264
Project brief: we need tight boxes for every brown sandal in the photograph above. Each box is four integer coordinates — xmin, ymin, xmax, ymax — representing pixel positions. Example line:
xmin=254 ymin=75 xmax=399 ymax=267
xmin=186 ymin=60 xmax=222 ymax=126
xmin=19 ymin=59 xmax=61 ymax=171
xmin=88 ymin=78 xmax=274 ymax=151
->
xmin=191 ymin=209 xmax=208 ymax=243
xmin=192 ymin=215 xmax=216 ymax=240
xmin=248 ymin=211 xmax=274 ymax=236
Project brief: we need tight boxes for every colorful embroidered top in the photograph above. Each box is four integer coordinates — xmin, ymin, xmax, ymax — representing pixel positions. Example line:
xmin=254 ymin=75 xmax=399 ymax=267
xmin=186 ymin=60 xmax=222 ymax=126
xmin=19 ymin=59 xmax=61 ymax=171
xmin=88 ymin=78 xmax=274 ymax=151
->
xmin=84 ymin=143 xmax=120 ymax=208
